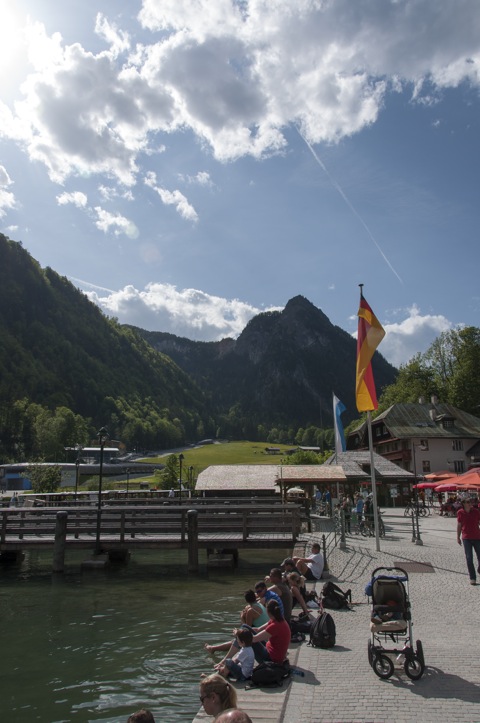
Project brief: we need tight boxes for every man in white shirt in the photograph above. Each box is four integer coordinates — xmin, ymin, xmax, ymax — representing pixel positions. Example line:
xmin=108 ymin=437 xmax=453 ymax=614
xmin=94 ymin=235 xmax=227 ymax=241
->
xmin=293 ymin=542 xmax=324 ymax=581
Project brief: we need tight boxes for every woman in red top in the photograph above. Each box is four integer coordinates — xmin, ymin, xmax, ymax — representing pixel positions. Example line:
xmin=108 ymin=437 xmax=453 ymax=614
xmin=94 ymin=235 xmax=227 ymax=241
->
xmin=457 ymin=497 xmax=480 ymax=585
xmin=250 ymin=599 xmax=291 ymax=663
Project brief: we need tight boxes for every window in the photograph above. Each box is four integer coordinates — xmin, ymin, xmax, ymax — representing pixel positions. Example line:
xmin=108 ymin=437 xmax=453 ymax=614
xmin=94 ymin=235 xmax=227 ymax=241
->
xmin=422 ymin=460 xmax=431 ymax=474
xmin=442 ymin=419 xmax=453 ymax=428
xmin=454 ymin=460 xmax=465 ymax=474
xmin=452 ymin=440 xmax=463 ymax=451
xmin=419 ymin=440 xmax=429 ymax=451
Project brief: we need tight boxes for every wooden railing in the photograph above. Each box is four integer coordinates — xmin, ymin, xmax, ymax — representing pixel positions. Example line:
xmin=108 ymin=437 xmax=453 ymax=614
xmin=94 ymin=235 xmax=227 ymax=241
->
xmin=0 ymin=504 xmax=302 ymax=548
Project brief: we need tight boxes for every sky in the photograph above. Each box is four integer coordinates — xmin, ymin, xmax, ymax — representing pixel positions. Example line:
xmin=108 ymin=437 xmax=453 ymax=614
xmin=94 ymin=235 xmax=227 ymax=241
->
xmin=1 ymin=0 xmax=479 ymax=369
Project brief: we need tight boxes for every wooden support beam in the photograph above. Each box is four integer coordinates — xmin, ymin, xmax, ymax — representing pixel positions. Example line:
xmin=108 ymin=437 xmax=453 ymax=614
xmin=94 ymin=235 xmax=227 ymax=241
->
xmin=52 ymin=510 xmax=68 ymax=573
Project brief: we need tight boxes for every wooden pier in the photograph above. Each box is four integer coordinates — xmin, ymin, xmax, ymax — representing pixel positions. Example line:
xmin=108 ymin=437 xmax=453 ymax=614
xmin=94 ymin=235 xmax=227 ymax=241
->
xmin=0 ymin=503 xmax=302 ymax=570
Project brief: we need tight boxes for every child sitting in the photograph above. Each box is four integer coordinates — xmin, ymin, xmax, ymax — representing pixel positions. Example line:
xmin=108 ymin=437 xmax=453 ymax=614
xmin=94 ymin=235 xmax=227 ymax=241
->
xmin=214 ymin=628 xmax=255 ymax=681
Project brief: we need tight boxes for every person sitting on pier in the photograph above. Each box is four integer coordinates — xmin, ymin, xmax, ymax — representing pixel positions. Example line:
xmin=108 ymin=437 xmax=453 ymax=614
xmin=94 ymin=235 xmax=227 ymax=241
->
xmin=199 ymin=674 xmax=238 ymax=719
xmin=205 ymin=598 xmax=291 ymax=670
xmin=264 ymin=568 xmax=292 ymax=622
xmin=249 ymin=599 xmax=291 ymax=664
xmin=205 ymin=589 xmax=269 ymax=658
xmin=214 ymin=628 xmax=255 ymax=681
xmin=285 ymin=572 xmax=310 ymax=616
xmin=281 ymin=557 xmax=301 ymax=575
xmin=240 ymin=589 xmax=269 ymax=627
xmin=293 ymin=542 xmax=324 ymax=581
xmin=253 ymin=580 xmax=284 ymax=617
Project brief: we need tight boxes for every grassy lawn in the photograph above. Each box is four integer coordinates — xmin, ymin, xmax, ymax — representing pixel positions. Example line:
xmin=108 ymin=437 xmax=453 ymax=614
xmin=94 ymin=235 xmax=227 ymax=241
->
xmin=146 ymin=441 xmax=294 ymax=476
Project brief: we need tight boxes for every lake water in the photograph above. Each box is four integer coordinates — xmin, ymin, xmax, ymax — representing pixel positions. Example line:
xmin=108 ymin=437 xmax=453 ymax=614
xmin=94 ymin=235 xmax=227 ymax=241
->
xmin=0 ymin=547 xmax=290 ymax=723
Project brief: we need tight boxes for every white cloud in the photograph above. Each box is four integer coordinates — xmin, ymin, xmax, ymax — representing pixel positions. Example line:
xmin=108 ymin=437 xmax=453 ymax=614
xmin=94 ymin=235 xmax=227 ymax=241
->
xmin=56 ymin=191 xmax=88 ymax=207
xmin=94 ymin=206 xmax=139 ymax=238
xmin=381 ymin=305 xmax=453 ymax=367
xmin=145 ymin=172 xmax=198 ymax=221
xmin=179 ymin=171 xmax=213 ymax=187
xmin=79 ymin=278 xmax=455 ymax=367
xmin=1 ymin=2 xmax=478 ymax=187
xmin=0 ymin=165 xmax=17 ymax=217
xmin=84 ymin=281 xmax=280 ymax=340
xmin=94 ymin=13 xmax=130 ymax=57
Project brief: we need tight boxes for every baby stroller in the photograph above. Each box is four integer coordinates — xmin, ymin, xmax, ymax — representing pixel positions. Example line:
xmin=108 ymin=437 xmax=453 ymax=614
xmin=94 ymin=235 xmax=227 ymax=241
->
xmin=366 ymin=566 xmax=425 ymax=681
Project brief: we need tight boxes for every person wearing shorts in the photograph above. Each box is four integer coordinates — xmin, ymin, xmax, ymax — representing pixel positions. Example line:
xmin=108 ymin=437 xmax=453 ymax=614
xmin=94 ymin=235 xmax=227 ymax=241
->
xmin=293 ymin=542 xmax=324 ymax=581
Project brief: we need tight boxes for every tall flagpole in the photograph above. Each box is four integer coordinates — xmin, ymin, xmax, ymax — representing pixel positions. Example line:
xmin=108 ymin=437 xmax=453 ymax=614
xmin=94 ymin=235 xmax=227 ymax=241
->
xmin=367 ymin=411 xmax=380 ymax=552
xmin=356 ymin=283 xmax=385 ymax=553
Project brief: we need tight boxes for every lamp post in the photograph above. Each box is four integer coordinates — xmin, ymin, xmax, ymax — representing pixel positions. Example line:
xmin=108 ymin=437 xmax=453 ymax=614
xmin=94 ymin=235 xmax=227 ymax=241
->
xmin=178 ymin=453 xmax=184 ymax=503
xmin=75 ymin=457 xmax=80 ymax=503
xmin=95 ymin=426 xmax=109 ymax=555
xmin=189 ymin=465 xmax=194 ymax=494
xmin=412 ymin=442 xmax=427 ymax=546
xmin=124 ymin=467 xmax=130 ymax=494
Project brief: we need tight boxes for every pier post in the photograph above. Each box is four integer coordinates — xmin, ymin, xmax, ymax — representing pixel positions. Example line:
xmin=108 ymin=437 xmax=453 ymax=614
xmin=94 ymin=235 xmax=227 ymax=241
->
xmin=53 ymin=511 xmax=68 ymax=573
xmin=187 ymin=509 xmax=199 ymax=573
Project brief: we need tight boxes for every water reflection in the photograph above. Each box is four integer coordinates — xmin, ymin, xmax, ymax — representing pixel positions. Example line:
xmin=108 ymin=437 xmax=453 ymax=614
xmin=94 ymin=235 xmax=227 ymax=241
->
xmin=0 ymin=547 xmax=289 ymax=722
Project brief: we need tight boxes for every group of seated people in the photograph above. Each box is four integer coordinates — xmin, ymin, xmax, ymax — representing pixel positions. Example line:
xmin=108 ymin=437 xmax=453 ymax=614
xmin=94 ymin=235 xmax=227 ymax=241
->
xmin=438 ymin=494 xmax=480 ymax=516
xmin=201 ymin=543 xmax=324 ymax=684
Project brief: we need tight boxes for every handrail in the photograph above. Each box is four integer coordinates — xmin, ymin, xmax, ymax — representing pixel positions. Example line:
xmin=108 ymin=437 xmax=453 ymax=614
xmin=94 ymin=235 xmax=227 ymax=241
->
xmin=0 ymin=506 xmax=298 ymax=545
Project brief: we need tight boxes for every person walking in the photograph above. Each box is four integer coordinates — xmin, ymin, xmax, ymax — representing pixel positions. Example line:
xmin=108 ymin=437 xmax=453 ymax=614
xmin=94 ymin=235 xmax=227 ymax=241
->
xmin=457 ymin=497 xmax=480 ymax=585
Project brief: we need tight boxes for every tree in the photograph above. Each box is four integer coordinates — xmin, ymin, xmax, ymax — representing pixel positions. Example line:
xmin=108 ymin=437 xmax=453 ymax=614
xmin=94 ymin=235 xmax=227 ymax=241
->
xmin=282 ymin=450 xmax=321 ymax=465
xmin=27 ymin=464 xmax=62 ymax=493
xmin=377 ymin=355 xmax=438 ymax=411
xmin=157 ymin=454 xmax=180 ymax=491
xmin=426 ymin=327 xmax=480 ymax=414
xmin=378 ymin=327 xmax=480 ymax=415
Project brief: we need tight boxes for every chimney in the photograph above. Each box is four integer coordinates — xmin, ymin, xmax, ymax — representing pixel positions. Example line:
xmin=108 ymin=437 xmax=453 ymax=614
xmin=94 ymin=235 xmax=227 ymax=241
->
xmin=418 ymin=396 xmax=425 ymax=405
xmin=431 ymin=395 xmax=438 ymax=405
xmin=430 ymin=408 xmax=437 ymax=422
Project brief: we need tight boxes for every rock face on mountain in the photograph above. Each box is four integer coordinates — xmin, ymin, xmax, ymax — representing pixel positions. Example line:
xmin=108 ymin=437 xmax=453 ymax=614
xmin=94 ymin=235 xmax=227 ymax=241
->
xmin=134 ymin=295 xmax=397 ymax=428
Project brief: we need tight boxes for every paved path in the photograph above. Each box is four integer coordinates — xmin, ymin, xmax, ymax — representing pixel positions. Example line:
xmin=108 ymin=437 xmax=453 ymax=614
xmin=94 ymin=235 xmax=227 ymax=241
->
xmin=282 ymin=508 xmax=480 ymax=723
xmin=195 ymin=509 xmax=480 ymax=722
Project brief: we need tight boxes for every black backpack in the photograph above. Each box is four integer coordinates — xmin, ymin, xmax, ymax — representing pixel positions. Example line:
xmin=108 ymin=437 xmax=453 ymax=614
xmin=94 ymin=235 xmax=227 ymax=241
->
xmin=321 ymin=581 xmax=351 ymax=610
xmin=308 ymin=612 xmax=336 ymax=648
xmin=248 ymin=659 xmax=291 ymax=688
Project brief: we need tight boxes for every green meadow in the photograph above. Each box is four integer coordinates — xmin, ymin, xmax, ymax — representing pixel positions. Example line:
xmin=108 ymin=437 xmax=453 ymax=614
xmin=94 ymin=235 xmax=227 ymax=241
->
xmin=148 ymin=441 xmax=294 ymax=476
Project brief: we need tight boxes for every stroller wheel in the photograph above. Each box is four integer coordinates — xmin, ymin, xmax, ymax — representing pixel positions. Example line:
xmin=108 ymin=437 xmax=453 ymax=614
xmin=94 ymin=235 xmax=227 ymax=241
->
xmin=367 ymin=640 xmax=373 ymax=667
xmin=404 ymin=656 xmax=424 ymax=680
xmin=373 ymin=653 xmax=394 ymax=679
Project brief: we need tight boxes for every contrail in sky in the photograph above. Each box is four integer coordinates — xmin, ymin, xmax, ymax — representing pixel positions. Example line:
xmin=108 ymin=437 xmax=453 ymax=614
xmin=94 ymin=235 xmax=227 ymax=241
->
xmin=298 ymin=130 xmax=404 ymax=284
xmin=68 ymin=276 xmax=116 ymax=294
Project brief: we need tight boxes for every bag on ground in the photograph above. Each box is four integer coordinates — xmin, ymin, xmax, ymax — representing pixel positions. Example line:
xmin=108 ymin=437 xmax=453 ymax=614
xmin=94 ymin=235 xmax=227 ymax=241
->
xmin=290 ymin=615 xmax=312 ymax=636
xmin=321 ymin=581 xmax=351 ymax=610
xmin=248 ymin=659 xmax=291 ymax=687
xmin=308 ymin=611 xmax=336 ymax=648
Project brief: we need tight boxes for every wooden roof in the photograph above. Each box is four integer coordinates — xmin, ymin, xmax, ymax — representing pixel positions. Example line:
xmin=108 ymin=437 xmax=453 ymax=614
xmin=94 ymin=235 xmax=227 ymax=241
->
xmin=195 ymin=464 xmax=346 ymax=492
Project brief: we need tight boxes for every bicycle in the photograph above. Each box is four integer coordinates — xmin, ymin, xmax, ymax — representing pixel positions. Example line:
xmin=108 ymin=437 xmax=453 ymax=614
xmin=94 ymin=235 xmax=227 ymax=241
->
xmin=361 ymin=513 xmax=386 ymax=538
xmin=404 ymin=503 xmax=429 ymax=517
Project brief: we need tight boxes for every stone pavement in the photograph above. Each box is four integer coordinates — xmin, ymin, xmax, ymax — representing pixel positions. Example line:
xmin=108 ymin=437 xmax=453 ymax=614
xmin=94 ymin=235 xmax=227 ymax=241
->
xmin=282 ymin=508 xmax=480 ymax=723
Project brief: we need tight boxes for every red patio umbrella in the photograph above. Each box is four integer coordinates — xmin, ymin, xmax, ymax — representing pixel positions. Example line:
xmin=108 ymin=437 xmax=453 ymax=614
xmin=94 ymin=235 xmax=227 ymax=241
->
xmin=454 ymin=468 xmax=480 ymax=488
xmin=424 ymin=470 xmax=457 ymax=482
xmin=434 ymin=482 xmax=459 ymax=492
xmin=414 ymin=481 xmax=441 ymax=490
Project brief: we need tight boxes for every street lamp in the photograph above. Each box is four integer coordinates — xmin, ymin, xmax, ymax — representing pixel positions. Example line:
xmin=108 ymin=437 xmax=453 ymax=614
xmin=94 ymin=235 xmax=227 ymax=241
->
xmin=95 ymin=426 xmax=109 ymax=555
xmin=75 ymin=457 xmax=81 ymax=503
xmin=189 ymin=465 xmax=194 ymax=494
xmin=178 ymin=453 xmax=184 ymax=503
xmin=412 ymin=442 xmax=427 ymax=546
xmin=124 ymin=467 xmax=130 ymax=494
